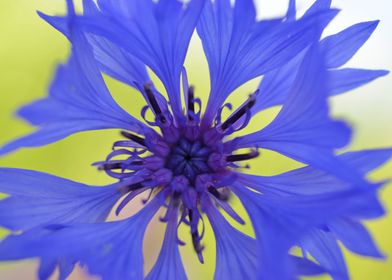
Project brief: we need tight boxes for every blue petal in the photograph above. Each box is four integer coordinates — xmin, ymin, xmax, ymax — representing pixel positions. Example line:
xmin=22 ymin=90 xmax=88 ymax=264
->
xmin=78 ymin=0 xmax=206 ymax=117
xmin=204 ymin=202 xmax=257 ymax=280
xmin=233 ymin=180 xmax=384 ymax=279
xmin=87 ymin=34 xmax=150 ymax=86
xmin=83 ymin=0 xmax=150 ymax=86
xmin=0 ymin=33 xmax=151 ymax=155
xmin=146 ymin=211 xmax=186 ymax=280
xmin=254 ymin=49 xmax=386 ymax=113
xmin=197 ymin=0 xmax=337 ymax=123
xmin=0 ymin=167 xmax=120 ymax=280
xmin=234 ymin=183 xmax=382 ymax=239
xmin=237 ymin=148 xmax=392 ymax=196
xmin=232 ymin=186 xmax=300 ymax=279
xmin=304 ymin=0 xmax=332 ymax=17
xmin=236 ymin=149 xmax=388 ymax=267
xmin=233 ymin=45 xmax=379 ymax=187
xmin=57 ymin=259 xmax=75 ymax=280
xmin=329 ymin=218 xmax=384 ymax=258
xmin=39 ymin=258 xmax=75 ymax=280
xmin=0 ymin=168 xmax=121 ymax=231
xmin=302 ymin=229 xmax=349 ymax=280
xmin=338 ymin=148 xmax=392 ymax=173
xmin=38 ymin=258 xmax=57 ymax=280
xmin=320 ymin=21 xmax=379 ymax=68
xmin=37 ymin=12 xmax=69 ymax=37
xmin=290 ymin=255 xmax=326 ymax=276
xmin=300 ymin=0 xmax=335 ymax=37
xmin=254 ymin=66 xmax=388 ymax=112
xmin=253 ymin=7 xmax=384 ymax=114
xmin=253 ymin=51 xmax=303 ymax=112
xmin=39 ymin=5 xmax=150 ymax=88
xmin=286 ymin=0 xmax=296 ymax=21
xmin=329 ymin=68 xmax=389 ymax=96
xmin=0 ymin=198 xmax=161 ymax=280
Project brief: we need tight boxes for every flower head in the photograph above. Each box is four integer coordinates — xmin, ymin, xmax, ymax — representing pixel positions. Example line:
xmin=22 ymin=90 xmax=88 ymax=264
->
xmin=0 ymin=0 xmax=389 ymax=279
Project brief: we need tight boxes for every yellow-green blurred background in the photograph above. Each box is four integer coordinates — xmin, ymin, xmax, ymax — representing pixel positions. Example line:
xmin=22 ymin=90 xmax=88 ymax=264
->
xmin=0 ymin=0 xmax=391 ymax=279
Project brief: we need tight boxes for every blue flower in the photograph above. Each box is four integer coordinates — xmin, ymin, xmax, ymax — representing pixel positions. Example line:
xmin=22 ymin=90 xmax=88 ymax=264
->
xmin=0 ymin=0 xmax=389 ymax=279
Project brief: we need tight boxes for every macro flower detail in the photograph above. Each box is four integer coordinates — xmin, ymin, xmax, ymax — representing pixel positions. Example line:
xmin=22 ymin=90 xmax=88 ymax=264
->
xmin=0 ymin=0 xmax=390 ymax=280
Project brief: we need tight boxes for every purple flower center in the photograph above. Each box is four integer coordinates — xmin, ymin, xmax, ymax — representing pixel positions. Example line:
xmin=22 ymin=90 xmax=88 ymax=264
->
xmin=166 ymin=139 xmax=212 ymax=182
xmin=94 ymin=82 xmax=259 ymax=262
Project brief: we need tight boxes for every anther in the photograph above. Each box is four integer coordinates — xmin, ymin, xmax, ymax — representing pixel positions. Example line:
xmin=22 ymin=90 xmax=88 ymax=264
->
xmin=121 ymin=131 xmax=146 ymax=147
xmin=144 ymin=83 xmax=167 ymax=124
xmin=220 ymin=94 xmax=256 ymax=131
xmin=188 ymin=86 xmax=195 ymax=120
xmin=98 ymin=162 xmax=123 ymax=171
xmin=226 ymin=150 xmax=259 ymax=162
xmin=208 ymin=186 xmax=230 ymax=201
xmin=188 ymin=210 xmax=204 ymax=263
xmin=99 ymin=160 xmax=144 ymax=171
xmin=192 ymin=231 xmax=204 ymax=254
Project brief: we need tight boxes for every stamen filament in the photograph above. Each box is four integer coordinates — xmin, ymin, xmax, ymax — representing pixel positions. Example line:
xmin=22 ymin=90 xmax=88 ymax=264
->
xmin=121 ymin=131 xmax=147 ymax=147
xmin=208 ymin=186 xmax=230 ymax=201
xmin=188 ymin=210 xmax=204 ymax=263
xmin=188 ymin=86 xmax=195 ymax=120
xmin=98 ymin=162 xmax=122 ymax=170
xmin=220 ymin=94 xmax=256 ymax=131
xmin=226 ymin=150 xmax=259 ymax=162
xmin=144 ymin=83 xmax=167 ymax=124
xmin=99 ymin=161 xmax=144 ymax=171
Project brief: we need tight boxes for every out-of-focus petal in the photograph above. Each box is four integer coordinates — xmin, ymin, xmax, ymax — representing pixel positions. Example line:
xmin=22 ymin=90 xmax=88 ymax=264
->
xmin=304 ymin=0 xmax=332 ymax=17
xmin=237 ymin=148 xmax=392 ymax=196
xmin=232 ymin=181 xmax=383 ymax=279
xmin=286 ymin=0 xmax=297 ymax=20
xmin=0 ymin=168 xmax=120 ymax=231
xmin=302 ymin=229 xmax=349 ymax=280
xmin=320 ymin=21 xmax=380 ymax=68
xmin=0 ymin=198 xmax=161 ymax=280
xmin=329 ymin=218 xmax=384 ymax=258
xmin=254 ymin=65 xmax=388 ymax=113
xmin=329 ymin=68 xmax=389 ymax=96
xmin=290 ymin=256 xmax=326 ymax=276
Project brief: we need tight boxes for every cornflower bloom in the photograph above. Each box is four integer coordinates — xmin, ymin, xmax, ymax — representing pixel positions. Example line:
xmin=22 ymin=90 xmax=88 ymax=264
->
xmin=0 ymin=0 xmax=390 ymax=279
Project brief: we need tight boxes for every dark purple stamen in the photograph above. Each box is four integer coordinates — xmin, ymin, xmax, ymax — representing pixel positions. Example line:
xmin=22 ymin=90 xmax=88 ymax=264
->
xmin=226 ymin=150 xmax=259 ymax=162
xmin=118 ymin=182 xmax=146 ymax=196
xmin=126 ymin=182 xmax=145 ymax=191
xmin=116 ymin=186 xmax=151 ymax=215
xmin=99 ymin=160 xmax=144 ymax=171
xmin=192 ymin=231 xmax=204 ymax=253
xmin=189 ymin=210 xmax=204 ymax=263
xmin=220 ymin=94 xmax=256 ymax=131
xmin=144 ymin=83 xmax=167 ymax=124
xmin=208 ymin=186 xmax=230 ymax=201
xmin=188 ymin=86 xmax=195 ymax=120
xmin=121 ymin=131 xmax=146 ymax=147
xmin=98 ymin=162 xmax=122 ymax=171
